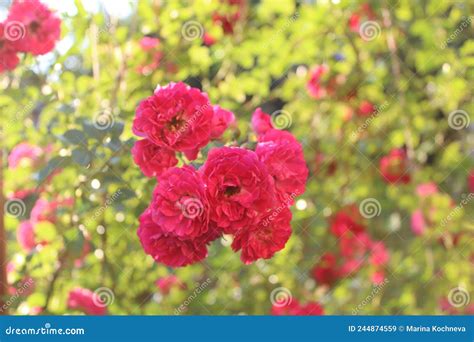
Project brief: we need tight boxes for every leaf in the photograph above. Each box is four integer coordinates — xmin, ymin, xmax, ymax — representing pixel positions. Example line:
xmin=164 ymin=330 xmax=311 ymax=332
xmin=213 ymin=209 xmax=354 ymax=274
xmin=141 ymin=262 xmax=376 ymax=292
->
xmin=37 ymin=157 xmax=71 ymax=183
xmin=63 ymin=129 xmax=86 ymax=144
xmin=72 ymin=147 xmax=93 ymax=166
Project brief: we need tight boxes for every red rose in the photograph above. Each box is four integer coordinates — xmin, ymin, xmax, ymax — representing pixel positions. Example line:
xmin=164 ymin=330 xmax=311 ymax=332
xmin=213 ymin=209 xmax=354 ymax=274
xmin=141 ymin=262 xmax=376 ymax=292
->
xmin=329 ymin=205 xmax=366 ymax=238
xmin=339 ymin=231 xmax=372 ymax=259
xmin=0 ymin=22 xmax=20 ymax=72
xmin=379 ymin=148 xmax=411 ymax=184
xmin=357 ymin=100 xmax=375 ymax=117
xmin=200 ymin=147 xmax=276 ymax=233
xmin=132 ymin=139 xmax=178 ymax=178
xmin=312 ymin=252 xmax=341 ymax=286
xmin=203 ymin=32 xmax=217 ymax=46
xmin=306 ymin=65 xmax=329 ymax=99
xmin=150 ymin=166 xmax=210 ymax=239
xmin=231 ymin=207 xmax=292 ymax=264
xmin=256 ymin=132 xmax=308 ymax=205
xmin=137 ymin=207 xmax=212 ymax=267
xmin=348 ymin=13 xmax=360 ymax=32
xmin=132 ymin=82 xmax=214 ymax=160
xmin=7 ymin=0 xmax=61 ymax=56
xmin=251 ymin=108 xmax=273 ymax=135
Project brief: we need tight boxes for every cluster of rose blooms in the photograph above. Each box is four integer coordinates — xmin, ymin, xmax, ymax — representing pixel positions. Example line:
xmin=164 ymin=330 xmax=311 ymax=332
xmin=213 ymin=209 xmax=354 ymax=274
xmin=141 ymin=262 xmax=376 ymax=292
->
xmin=0 ymin=0 xmax=60 ymax=73
xmin=131 ymin=82 xmax=308 ymax=267
xmin=311 ymin=205 xmax=390 ymax=287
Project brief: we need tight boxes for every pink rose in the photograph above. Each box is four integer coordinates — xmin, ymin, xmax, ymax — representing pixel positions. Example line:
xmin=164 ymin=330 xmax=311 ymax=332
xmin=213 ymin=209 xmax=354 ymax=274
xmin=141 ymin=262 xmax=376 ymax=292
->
xmin=150 ymin=166 xmax=210 ymax=239
xmin=132 ymin=139 xmax=178 ymax=178
xmin=140 ymin=37 xmax=160 ymax=51
xmin=369 ymin=241 xmax=389 ymax=266
xmin=251 ymin=108 xmax=273 ymax=135
xmin=416 ymin=182 xmax=438 ymax=197
xmin=137 ymin=208 xmax=213 ymax=267
xmin=67 ymin=287 xmax=107 ymax=315
xmin=256 ymin=132 xmax=308 ymax=205
xmin=17 ymin=221 xmax=36 ymax=251
xmin=132 ymin=82 xmax=214 ymax=160
xmin=7 ymin=0 xmax=61 ymax=56
xmin=231 ymin=207 xmax=292 ymax=264
xmin=200 ymin=147 xmax=276 ymax=234
xmin=8 ymin=143 xmax=43 ymax=169
xmin=411 ymin=209 xmax=426 ymax=235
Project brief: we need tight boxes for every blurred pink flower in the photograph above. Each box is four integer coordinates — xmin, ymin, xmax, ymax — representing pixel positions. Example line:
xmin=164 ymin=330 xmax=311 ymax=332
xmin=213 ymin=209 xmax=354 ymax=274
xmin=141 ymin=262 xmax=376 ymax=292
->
xmin=155 ymin=275 xmax=185 ymax=295
xmin=67 ymin=287 xmax=107 ymax=315
xmin=17 ymin=221 xmax=36 ymax=251
xmin=411 ymin=209 xmax=426 ymax=235
xmin=8 ymin=143 xmax=43 ymax=169
xmin=416 ymin=182 xmax=438 ymax=197
xmin=139 ymin=37 xmax=160 ymax=51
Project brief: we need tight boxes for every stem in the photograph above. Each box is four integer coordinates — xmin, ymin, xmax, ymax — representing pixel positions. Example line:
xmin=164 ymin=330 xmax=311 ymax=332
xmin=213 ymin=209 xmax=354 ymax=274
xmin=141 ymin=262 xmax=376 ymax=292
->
xmin=42 ymin=252 xmax=66 ymax=313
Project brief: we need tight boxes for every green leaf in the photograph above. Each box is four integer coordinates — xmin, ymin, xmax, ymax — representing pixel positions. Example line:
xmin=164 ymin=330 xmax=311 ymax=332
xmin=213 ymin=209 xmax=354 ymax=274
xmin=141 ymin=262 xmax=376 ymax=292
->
xmin=72 ymin=147 xmax=93 ymax=166
xmin=63 ymin=129 xmax=86 ymax=144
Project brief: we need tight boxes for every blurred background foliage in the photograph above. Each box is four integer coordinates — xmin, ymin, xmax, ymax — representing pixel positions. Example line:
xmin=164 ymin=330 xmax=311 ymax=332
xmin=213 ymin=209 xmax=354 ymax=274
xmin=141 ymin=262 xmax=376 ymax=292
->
xmin=0 ymin=0 xmax=473 ymax=315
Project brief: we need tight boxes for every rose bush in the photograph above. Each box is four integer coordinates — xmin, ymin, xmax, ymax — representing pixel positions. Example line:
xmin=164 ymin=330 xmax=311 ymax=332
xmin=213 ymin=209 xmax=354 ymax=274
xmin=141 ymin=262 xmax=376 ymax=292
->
xmin=0 ymin=0 xmax=472 ymax=315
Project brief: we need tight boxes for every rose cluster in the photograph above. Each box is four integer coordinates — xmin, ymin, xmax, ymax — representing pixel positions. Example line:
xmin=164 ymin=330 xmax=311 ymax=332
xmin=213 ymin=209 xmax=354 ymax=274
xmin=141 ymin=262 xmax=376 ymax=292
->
xmin=311 ymin=205 xmax=390 ymax=286
xmin=0 ymin=0 xmax=61 ymax=73
xmin=132 ymin=82 xmax=308 ymax=267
